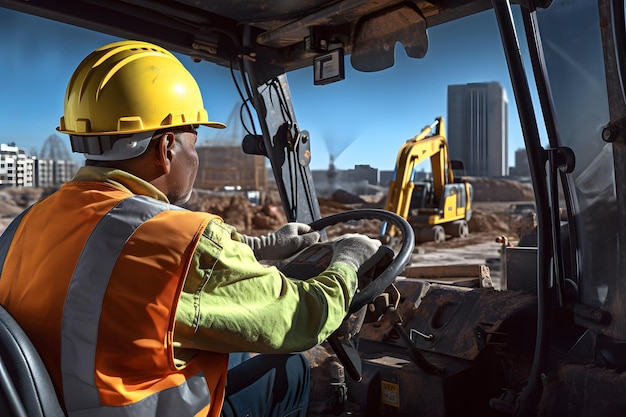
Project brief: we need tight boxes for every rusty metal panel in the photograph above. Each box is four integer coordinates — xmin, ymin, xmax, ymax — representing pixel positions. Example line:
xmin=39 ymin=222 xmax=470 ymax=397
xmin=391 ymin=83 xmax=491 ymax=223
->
xmin=360 ymin=280 xmax=536 ymax=361
xmin=539 ymin=363 xmax=626 ymax=416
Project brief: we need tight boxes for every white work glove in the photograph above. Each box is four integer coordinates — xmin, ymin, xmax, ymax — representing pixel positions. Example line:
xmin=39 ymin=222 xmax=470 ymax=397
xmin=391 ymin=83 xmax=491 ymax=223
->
xmin=243 ymin=223 xmax=321 ymax=260
xmin=330 ymin=234 xmax=382 ymax=273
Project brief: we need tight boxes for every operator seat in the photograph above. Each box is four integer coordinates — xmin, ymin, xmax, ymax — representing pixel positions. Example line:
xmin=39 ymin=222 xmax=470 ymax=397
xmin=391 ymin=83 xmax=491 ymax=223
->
xmin=0 ymin=304 xmax=66 ymax=417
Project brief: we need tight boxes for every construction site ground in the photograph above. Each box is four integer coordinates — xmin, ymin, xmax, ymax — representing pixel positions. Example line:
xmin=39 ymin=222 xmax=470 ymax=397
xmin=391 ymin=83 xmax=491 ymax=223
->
xmin=0 ymin=177 xmax=534 ymax=288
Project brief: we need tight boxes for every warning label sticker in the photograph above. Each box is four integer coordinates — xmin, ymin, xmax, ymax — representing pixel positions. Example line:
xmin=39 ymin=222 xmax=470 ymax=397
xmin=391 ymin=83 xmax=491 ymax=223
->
xmin=381 ymin=380 xmax=400 ymax=407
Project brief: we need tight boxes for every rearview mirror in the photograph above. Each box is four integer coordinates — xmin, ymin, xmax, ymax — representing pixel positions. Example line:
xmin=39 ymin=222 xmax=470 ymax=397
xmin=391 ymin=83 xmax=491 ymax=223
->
xmin=351 ymin=4 xmax=429 ymax=72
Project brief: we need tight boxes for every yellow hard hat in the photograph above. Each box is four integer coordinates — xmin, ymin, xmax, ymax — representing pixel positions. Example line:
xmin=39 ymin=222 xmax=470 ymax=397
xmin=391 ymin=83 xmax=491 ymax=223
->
xmin=58 ymin=40 xmax=225 ymax=159
xmin=59 ymin=40 xmax=225 ymax=135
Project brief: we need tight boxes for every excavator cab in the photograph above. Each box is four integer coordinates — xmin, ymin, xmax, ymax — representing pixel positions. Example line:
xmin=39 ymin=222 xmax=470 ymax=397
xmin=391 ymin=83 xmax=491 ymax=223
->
xmin=409 ymin=182 xmax=434 ymax=212
xmin=1 ymin=0 xmax=626 ymax=416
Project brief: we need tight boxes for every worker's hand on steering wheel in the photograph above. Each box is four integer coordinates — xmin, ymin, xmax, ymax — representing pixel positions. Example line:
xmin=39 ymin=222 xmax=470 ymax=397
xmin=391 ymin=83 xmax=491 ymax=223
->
xmin=330 ymin=234 xmax=382 ymax=274
xmin=243 ymin=223 xmax=321 ymax=260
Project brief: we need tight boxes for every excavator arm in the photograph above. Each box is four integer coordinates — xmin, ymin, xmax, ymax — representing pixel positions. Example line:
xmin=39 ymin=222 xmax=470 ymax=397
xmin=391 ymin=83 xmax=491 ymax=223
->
xmin=383 ymin=117 xmax=452 ymax=217
xmin=385 ymin=117 xmax=452 ymax=218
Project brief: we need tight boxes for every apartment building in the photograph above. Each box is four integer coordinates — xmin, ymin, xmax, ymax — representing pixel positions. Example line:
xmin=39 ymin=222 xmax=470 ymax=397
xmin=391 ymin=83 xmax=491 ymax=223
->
xmin=0 ymin=141 xmax=79 ymax=188
xmin=0 ymin=144 xmax=34 ymax=187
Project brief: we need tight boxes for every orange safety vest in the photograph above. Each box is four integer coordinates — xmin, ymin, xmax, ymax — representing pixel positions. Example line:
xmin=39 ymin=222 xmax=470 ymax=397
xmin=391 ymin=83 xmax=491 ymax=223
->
xmin=0 ymin=182 xmax=228 ymax=417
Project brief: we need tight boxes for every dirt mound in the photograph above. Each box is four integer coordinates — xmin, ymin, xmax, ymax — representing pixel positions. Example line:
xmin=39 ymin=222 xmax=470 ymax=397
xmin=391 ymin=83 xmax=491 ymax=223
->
xmin=0 ymin=188 xmax=55 ymax=218
xmin=0 ymin=188 xmax=57 ymax=235
xmin=0 ymin=199 xmax=23 ymax=218
xmin=469 ymin=177 xmax=534 ymax=202
xmin=184 ymin=190 xmax=287 ymax=235
xmin=0 ymin=178 xmax=521 ymax=246
xmin=330 ymin=189 xmax=366 ymax=204
xmin=183 ymin=188 xmax=386 ymax=239
xmin=469 ymin=210 xmax=509 ymax=234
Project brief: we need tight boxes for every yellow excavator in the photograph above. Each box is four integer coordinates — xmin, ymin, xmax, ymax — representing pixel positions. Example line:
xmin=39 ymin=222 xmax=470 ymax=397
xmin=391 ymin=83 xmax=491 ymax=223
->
xmin=382 ymin=117 xmax=473 ymax=243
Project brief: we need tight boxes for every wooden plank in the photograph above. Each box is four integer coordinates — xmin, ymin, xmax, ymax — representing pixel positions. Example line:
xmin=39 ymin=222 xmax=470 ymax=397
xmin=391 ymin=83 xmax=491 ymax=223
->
xmin=401 ymin=264 xmax=492 ymax=288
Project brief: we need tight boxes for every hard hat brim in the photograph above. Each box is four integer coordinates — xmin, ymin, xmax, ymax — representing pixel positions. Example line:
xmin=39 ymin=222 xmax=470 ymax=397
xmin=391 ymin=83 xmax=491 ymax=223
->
xmin=58 ymin=120 xmax=226 ymax=136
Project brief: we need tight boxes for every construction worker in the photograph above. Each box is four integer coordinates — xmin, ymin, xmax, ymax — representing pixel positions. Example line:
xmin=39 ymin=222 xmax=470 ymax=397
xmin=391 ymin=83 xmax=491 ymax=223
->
xmin=0 ymin=40 xmax=381 ymax=417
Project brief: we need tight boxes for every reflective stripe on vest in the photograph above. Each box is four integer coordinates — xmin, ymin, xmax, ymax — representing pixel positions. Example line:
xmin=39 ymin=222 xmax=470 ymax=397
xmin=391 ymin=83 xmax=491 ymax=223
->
xmin=0 ymin=191 xmax=230 ymax=417
xmin=61 ymin=195 xmax=209 ymax=415
xmin=0 ymin=195 xmax=217 ymax=416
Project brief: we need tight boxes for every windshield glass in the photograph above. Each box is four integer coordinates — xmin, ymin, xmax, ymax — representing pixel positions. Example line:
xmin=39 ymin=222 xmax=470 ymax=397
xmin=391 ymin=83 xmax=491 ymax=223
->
xmin=287 ymin=8 xmax=537 ymax=177
xmin=535 ymin=0 xmax=617 ymax=308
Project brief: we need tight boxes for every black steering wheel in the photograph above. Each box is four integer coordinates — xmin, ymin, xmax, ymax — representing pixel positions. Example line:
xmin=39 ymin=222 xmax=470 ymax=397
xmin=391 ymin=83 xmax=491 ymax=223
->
xmin=308 ymin=209 xmax=415 ymax=380
xmin=309 ymin=209 xmax=414 ymax=313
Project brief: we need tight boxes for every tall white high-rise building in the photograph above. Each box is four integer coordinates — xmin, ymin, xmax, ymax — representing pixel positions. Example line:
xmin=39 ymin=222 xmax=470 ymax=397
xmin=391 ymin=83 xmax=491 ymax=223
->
xmin=447 ymin=82 xmax=508 ymax=177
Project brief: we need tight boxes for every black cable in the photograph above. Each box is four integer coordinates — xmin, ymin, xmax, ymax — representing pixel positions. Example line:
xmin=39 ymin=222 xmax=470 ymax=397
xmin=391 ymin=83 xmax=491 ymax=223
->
xmin=229 ymin=57 xmax=257 ymax=136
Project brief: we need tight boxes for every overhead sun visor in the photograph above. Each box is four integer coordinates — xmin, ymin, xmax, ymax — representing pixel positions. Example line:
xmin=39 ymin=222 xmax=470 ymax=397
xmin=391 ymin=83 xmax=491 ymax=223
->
xmin=351 ymin=4 xmax=428 ymax=72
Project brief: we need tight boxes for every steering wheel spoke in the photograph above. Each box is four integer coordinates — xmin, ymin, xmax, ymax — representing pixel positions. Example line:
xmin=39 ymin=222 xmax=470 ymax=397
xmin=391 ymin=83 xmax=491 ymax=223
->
xmin=279 ymin=209 xmax=414 ymax=381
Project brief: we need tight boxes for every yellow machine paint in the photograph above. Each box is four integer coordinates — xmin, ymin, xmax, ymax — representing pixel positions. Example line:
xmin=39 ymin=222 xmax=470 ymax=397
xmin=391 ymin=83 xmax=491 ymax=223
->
xmin=382 ymin=117 xmax=472 ymax=243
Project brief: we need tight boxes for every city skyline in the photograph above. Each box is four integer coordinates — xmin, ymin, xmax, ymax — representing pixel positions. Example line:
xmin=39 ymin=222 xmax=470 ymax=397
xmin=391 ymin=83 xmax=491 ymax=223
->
xmin=0 ymin=7 xmax=540 ymax=172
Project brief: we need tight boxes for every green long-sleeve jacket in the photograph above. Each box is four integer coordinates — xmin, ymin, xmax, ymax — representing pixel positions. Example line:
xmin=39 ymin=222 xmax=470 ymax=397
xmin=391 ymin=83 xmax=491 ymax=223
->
xmin=74 ymin=166 xmax=357 ymax=355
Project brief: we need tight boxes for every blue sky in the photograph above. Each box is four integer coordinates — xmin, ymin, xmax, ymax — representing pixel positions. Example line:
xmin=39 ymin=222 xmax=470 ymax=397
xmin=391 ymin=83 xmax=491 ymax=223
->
xmin=0 ymin=6 xmax=533 ymax=171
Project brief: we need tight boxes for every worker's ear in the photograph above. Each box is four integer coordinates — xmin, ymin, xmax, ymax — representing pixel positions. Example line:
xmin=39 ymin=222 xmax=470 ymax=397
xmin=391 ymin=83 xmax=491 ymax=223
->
xmin=154 ymin=132 xmax=176 ymax=175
